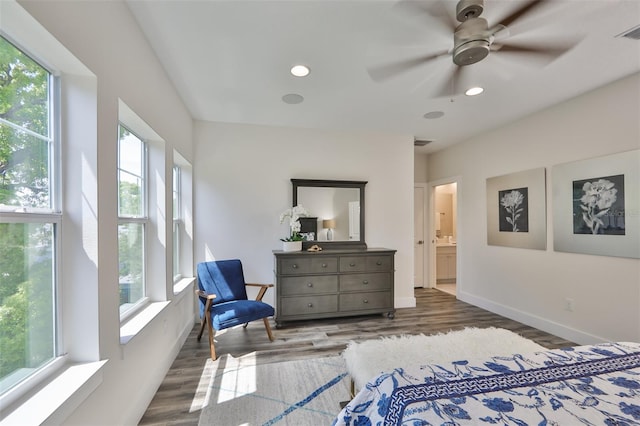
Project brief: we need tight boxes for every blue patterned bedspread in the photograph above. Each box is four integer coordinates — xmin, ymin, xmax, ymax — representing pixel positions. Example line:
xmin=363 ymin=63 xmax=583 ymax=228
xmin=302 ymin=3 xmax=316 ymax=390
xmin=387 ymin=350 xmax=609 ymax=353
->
xmin=333 ymin=342 xmax=640 ymax=425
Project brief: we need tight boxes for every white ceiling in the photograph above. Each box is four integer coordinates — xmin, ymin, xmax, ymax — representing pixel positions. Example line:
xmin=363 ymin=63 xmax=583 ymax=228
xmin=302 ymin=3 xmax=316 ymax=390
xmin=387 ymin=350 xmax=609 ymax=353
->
xmin=126 ymin=0 xmax=640 ymax=154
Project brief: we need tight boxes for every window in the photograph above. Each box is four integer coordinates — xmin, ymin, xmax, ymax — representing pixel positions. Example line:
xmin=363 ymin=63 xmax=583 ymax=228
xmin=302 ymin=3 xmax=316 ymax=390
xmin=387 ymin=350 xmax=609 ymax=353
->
xmin=172 ymin=165 xmax=181 ymax=281
xmin=117 ymin=125 xmax=147 ymax=316
xmin=171 ymin=150 xmax=193 ymax=292
xmin=0 ymin=35 xmax=59 ymax=395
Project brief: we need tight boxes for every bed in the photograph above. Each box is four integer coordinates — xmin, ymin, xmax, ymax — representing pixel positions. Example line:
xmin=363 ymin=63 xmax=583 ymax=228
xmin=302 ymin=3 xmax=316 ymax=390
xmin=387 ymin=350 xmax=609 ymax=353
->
xmin=333 ymin=341 xmax=640 ymax=425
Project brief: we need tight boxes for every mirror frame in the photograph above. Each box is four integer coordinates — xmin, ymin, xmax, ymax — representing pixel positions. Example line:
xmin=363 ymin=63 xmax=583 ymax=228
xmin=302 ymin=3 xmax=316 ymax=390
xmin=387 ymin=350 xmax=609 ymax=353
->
xmin=292 ymin=178 xmax=367 ymax=250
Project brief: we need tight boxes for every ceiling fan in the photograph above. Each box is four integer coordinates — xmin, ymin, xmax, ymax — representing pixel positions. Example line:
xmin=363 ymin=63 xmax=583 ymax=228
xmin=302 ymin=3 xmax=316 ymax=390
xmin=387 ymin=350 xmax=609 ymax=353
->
xmin=368 ymin=0 xmax=578 ymax=96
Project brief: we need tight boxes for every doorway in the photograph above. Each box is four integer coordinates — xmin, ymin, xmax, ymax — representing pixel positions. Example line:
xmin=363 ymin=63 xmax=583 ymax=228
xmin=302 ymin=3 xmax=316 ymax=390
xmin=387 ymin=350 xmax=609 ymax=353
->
xmin=429 ymin=179 xmax=459 ymax=296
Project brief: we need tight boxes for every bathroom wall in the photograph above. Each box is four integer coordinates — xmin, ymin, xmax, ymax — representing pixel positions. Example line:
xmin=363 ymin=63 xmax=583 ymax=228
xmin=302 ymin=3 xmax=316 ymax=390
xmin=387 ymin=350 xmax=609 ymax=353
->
xmin=435 ymin=184 xmax=457 ymax=240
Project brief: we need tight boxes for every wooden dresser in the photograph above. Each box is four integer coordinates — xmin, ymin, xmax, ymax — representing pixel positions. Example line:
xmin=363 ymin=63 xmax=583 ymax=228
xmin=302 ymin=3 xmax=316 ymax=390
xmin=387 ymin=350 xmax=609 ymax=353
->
xmin=273 ymin=248 xmax=396 ymax=327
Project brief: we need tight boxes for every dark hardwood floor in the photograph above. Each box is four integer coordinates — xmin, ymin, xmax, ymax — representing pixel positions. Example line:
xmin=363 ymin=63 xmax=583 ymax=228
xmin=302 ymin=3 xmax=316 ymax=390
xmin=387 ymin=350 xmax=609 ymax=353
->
xmin=138 ymin=288 xmax=575 ymax=425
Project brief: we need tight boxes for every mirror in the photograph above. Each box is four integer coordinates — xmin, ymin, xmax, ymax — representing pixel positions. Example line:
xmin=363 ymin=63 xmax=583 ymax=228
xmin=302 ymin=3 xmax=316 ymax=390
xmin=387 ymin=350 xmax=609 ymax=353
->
xmin=292 ymin=179 xmax=367 ymax=249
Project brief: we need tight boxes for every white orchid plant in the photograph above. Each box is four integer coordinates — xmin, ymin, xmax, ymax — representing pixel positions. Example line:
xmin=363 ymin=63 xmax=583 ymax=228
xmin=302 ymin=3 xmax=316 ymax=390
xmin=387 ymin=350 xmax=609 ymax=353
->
xmin=279 ymin=204 xmax=310 ymax=241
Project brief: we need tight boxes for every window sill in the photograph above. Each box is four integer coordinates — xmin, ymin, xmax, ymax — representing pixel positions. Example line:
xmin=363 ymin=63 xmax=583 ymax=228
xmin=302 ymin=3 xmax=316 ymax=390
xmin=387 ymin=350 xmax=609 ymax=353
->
xmin=120 ymin=301 xmax=170 ymax=345
xmin=119 ymin=278 xmax=194 ymax=346
xmin=173 ymin=276 xmax=195 ymax=295
xmin=0 ymin=360 xmax=107 ymax=425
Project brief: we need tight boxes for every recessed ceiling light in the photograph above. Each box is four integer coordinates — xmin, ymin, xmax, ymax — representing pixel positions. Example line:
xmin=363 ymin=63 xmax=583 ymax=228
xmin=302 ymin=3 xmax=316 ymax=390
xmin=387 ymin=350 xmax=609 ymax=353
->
xmin=282 ymin=93 xmax=304 ymax=104
xmin=423 ymin=111 xmax=445 ymax=119
xmin=290 ymin=65 xmax=310 ymax=77
xmin=465 ymin=87 xmax=484 ymax=96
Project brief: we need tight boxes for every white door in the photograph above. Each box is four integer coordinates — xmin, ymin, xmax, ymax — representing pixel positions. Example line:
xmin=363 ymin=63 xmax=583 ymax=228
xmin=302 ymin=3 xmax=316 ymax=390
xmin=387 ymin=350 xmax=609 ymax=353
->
xmin=414 ymin=185 xmax=426 ymax=287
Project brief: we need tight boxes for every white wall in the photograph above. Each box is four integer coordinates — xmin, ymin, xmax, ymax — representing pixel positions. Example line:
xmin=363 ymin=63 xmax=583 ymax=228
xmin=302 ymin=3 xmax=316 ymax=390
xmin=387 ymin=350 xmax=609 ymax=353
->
xmin=414 ymin=152 xmax=429 ymax=183
xmin=193 ymin=122 xmax=416 ymax=308
xmin=427 ymin=73 xmax=640 ymax=344
xmin=15 ymin=1 xmax=196 ymax=424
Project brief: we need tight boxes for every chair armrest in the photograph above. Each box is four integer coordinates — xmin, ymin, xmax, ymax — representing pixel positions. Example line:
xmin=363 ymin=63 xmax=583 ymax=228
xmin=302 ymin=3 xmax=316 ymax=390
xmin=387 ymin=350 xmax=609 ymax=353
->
xmin=195 ymin=290 xmax=217 ymax=300
xmin=196 ymin=290 xmax=217 ymax=313
xmin=245 ymin=283 xmax=273 ymax=302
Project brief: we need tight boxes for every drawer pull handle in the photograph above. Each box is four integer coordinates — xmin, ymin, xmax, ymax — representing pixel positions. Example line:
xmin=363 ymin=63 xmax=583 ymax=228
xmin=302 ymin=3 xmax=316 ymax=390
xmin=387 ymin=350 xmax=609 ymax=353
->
xmin=349 ymin=262 xmax=356 ymax=267
xmin=307 ymin=282 xmax=313 ymax=287
xmin=362 ymin=280 xmax=369 ymax=285
xmin=363 ymin=299 xmax=369 ymax=304
xmin=376 ymin=261 xmax=382 ymax=266
xmin=292 ymin=264 xmax=298 ymax=269
xmin=307 ymin=303 xmax=313 ymax=308
xmin=322 ymin=263 xmax=327 ymax=268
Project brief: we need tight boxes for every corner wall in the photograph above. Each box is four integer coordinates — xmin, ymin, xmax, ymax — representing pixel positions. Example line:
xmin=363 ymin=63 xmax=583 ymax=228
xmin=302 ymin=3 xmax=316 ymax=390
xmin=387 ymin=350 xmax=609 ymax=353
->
xmin=427 ymin=73 xmax=640 ymax=344
xmin=15 ymin=1 xmax=196 ymax=424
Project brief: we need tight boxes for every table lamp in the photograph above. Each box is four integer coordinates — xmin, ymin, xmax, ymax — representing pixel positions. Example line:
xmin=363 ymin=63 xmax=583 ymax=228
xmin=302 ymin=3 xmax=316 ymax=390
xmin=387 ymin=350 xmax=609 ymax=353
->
xmin=322 ymin=219 xmax=336 ymax=241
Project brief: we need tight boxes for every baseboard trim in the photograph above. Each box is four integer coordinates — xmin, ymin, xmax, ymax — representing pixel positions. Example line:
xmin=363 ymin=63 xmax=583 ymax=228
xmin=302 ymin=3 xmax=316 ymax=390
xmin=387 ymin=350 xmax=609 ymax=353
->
xmin=457 ymin=290 xmax=606 ymax=345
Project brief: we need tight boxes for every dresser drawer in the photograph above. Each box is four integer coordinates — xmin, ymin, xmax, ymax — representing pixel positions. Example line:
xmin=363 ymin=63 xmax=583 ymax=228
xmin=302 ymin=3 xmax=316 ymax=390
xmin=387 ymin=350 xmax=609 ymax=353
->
xmin=279 ymin=257 xmax=338 ymax=275
xmin=339 ymin=291 xmax=392 ymax=312
xmin=310 ymin=257 xmax=338 ymax=273
xmin=365 ymin=255 xmax=392 ymax=272
xmin=339 ymin=256 xmax=366 ymax=272
xmin=280 ymin=295 xmax=338 ymax=316
xmin=340 ymin=273 xmax=391 ymax=292
xmin=279 ymin=275 xmax=338 ymax=296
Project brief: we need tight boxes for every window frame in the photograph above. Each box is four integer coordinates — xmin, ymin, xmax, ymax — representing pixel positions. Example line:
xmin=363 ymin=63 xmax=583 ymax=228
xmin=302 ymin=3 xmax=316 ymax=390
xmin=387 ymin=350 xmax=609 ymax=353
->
xmin=116 ymin=124 xmax=149 ymax=320
xmin=0 ymin=34 xmax=63 ymax=399
xmin=172 ymin=165 xmax=182 ymax=282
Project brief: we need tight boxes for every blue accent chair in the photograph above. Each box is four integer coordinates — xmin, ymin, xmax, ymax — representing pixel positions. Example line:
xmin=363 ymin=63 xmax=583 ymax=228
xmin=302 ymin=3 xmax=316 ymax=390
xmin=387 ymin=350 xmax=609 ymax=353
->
xmin=196 ymin=259 xmax=275 ymax=359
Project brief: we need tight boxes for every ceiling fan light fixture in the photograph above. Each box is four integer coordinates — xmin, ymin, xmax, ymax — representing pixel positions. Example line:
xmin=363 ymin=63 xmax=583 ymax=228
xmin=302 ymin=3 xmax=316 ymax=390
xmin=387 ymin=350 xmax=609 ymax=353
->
xmin=290 ymin=65 xmax=310 ymax=77
xmin=465 ymin=86 xmax=484 ymax=96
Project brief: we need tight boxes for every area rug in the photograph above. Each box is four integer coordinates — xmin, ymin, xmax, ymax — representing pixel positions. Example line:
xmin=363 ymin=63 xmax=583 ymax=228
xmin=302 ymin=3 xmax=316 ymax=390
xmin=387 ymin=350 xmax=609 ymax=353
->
xmin=197 ymin=355 xmax=349 ymax=425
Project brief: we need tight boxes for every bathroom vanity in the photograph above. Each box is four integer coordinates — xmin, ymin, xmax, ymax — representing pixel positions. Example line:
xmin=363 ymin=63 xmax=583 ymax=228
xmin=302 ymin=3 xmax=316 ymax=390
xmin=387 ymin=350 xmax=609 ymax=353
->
xmin=436 ymin=243 xmax=457 ymax=283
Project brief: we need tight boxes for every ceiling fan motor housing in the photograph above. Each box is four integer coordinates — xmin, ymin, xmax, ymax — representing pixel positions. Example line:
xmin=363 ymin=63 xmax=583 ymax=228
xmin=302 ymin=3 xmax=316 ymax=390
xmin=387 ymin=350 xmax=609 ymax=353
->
xmin=453 ymin=18 xmax=490 ymax=66
xmin=456 ymin=0 xmax=484 ymax=22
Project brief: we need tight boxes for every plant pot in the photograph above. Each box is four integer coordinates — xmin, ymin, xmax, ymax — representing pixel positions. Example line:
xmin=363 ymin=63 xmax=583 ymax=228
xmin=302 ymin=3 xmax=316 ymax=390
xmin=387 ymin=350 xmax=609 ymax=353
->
xmin=282 ymin=241 xmax=302 ymax=252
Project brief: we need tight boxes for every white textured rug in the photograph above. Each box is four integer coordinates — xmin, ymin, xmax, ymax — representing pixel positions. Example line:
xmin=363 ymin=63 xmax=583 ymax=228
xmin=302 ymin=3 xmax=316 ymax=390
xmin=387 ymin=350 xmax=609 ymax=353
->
xmin=197 ymin=328 xmax=545 ymax=425
xmin=197 ymin=355 xmax=350 ymax=426
xmin=343 ymin=327 xmax=547 ymax=390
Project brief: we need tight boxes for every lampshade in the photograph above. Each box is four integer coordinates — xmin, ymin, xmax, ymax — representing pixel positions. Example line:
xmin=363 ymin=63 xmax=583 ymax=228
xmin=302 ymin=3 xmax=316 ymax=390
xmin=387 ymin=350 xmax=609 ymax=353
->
xmin=322 ymin=219 xmax=336 ymax=229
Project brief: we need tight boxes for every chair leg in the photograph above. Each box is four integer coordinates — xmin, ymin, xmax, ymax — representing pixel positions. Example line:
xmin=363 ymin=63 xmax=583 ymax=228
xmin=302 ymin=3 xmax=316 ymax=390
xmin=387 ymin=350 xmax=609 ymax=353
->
xmin=203 ymin=309 xmax=217 ymax=360
xmin=197 ymin=317 xmax=206 ymax=341
xmin=263 ymin=317 xmax=275 ymax=342
xmin=207 ymin=325 xmax=217 ymax=360
xmin=199 ymin=299 xmax=217 ymax=360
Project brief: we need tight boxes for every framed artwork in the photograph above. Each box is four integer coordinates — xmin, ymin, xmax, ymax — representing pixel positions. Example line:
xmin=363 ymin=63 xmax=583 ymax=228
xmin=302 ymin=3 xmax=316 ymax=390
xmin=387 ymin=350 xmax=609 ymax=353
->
xmin=487 ymin=167 xmax=546 ymax=250
xmin=553 ymin=149 xmax=639 ymax=258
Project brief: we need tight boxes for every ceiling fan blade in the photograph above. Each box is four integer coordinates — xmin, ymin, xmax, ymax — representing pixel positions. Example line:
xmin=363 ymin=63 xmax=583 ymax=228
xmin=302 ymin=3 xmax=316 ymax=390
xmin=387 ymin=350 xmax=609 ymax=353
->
xmin=491 ymin=39 xmax=578 ymax=64
xmin=432 ymin=64 xmax=467 ymax=98
xmin=493 ymin=0 xmax=547 ymax=29
xmin=424 ymin=0 xmax=458 ymax=32
xmin=367 ymin=50 xmax=449 ymax=82
xmin=393 ymin=0 xmax=457 ymax=32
